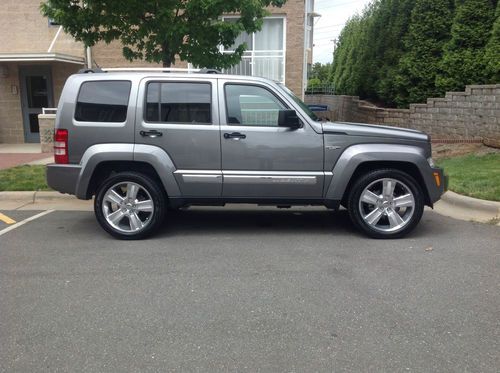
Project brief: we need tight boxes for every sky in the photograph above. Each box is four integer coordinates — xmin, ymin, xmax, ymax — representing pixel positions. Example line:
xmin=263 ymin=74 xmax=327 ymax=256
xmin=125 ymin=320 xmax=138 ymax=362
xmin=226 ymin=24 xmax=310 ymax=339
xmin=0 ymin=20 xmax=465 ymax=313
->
xmin=313 ymin=0 xmax=373 ymax=64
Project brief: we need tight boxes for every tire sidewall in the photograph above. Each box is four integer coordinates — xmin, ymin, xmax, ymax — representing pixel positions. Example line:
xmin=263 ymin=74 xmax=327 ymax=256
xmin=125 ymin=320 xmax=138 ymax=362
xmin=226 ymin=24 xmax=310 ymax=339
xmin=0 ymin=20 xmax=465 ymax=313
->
xmin=94 ymin=172 xmax=166 ymax=240
xmin=348 ymin=169 xmax=425 ymax=239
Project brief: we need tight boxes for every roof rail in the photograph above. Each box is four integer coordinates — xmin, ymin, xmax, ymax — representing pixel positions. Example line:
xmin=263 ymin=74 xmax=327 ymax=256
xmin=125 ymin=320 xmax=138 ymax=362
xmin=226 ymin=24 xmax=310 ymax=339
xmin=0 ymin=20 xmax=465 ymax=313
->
xmin=78 ymin=68 xmax=105 ymax=74
xmin=96 ymin=67 xmax=221 ymax=74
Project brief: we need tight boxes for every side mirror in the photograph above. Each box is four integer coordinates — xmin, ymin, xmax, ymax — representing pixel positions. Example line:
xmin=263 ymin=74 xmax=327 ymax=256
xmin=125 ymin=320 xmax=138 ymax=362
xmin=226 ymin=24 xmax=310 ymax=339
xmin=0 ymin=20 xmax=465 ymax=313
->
xmin=278 ymin=109 xmax=301 ymax=129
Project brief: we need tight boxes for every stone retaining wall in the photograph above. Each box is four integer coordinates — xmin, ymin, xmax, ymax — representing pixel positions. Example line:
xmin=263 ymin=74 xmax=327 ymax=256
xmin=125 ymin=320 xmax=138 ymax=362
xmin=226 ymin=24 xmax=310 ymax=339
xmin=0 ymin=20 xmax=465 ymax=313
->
xmin=306 ymin=84 xmax=499 ymax=147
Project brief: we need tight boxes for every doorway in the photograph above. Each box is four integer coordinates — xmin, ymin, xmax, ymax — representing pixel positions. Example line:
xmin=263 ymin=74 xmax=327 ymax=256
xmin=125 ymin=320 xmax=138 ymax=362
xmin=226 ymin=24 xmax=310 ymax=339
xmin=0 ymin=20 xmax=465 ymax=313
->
xmin=19 ymin=66 xmax=54 ymax=143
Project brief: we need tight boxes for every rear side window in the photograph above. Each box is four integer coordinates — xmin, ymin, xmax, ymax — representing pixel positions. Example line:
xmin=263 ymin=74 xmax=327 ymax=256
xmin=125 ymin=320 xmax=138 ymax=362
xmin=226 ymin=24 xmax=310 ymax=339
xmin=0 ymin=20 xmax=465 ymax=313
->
xmin=75 ymin=81 xmax=131 ymax=122
xmin=145 ymin=82 xmax=211 ymax=124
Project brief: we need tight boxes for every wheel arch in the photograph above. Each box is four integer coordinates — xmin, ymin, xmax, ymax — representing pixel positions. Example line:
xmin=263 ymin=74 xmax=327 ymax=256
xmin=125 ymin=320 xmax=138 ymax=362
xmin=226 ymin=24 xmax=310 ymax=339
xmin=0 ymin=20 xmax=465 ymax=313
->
xmin=75 ymin=143 xmax=181 ymax=199
xmin=325 ymin=144 xmax=433 ymax=207
xmin=340 ymin=161 xmax=431 ymax=207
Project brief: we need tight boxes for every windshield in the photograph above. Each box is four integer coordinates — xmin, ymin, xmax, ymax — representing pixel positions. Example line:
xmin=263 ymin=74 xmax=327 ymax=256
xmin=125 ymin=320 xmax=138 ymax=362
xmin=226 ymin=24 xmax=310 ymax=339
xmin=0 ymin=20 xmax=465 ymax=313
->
xmin=277 ymin=83 xmax=319 ymax=121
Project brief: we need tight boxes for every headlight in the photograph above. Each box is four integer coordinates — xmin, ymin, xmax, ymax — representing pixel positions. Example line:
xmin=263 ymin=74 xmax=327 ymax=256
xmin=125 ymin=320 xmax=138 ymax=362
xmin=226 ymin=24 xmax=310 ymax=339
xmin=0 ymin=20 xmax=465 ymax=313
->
xmin=427 ymin=157 xmax=436 ymax=168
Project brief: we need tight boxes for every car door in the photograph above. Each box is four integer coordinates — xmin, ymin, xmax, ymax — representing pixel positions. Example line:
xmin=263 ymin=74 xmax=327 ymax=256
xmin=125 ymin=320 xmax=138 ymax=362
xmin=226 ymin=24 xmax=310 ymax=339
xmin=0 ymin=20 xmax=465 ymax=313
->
xmin=135 ymin=77 xmax=221 ymax=197
xmin=218 ymin=79 xmax=324 ymax=199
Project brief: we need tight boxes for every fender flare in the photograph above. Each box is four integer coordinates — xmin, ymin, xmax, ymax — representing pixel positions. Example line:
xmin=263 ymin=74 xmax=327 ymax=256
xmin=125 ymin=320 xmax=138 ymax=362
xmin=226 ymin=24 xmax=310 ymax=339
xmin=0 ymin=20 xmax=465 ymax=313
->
xmin=75 ymin=143 xmax=181 ymax=199
xmin=325 ymin=143 xmax=433 ymax=202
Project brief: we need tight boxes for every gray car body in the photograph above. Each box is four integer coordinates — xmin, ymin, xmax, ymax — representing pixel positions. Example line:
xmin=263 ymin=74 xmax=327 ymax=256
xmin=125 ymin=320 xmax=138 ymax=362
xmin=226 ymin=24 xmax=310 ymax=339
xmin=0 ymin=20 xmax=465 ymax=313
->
xmin=46 ymin=72 xmax=445 ymax=208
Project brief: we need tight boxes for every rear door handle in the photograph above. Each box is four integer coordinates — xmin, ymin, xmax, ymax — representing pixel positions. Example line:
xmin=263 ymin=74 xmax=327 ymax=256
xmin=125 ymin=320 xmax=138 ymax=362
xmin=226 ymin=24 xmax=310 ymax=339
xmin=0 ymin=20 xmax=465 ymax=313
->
xmin=140 ymin=130 xmax=163 ymax=138
xmin=224 ymin=132 xmax=246 ymax=140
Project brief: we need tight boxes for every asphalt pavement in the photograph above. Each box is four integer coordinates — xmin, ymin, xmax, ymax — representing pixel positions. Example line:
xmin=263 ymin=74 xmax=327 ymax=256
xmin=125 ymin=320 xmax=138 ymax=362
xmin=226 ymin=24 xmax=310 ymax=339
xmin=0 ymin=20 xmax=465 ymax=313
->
xmin=0 ymin=207 xmax=499 ymax=372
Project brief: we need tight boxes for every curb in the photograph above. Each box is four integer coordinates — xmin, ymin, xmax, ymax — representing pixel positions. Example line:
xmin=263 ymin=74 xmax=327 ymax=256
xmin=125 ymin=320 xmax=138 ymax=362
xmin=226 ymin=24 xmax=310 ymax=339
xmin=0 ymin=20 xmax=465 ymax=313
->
xmin=433 ymin=191 xmax=499 ymax=225
xmin=0 ymin=191 xmax=78 ymax=202
xmin=0 ymin=191 xmax=36 ymax=200
xmin=440 ymin=191 xmax=500 ymax=215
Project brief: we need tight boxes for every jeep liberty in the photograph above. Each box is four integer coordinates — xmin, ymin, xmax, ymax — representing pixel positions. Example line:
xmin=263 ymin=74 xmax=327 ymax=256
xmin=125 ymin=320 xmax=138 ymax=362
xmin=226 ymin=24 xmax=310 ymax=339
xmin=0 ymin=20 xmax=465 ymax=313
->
xmin=46 ymin=68 xmax=446 ymax=239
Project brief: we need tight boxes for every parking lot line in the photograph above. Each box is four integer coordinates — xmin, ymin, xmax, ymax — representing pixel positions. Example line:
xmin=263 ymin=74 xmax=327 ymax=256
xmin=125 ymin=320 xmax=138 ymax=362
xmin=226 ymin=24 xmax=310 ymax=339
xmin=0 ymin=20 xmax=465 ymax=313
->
xmin=0 ymin=212 xmax=16 ymax=225
xmin=0 ymin=210 xmax=54 ymax=237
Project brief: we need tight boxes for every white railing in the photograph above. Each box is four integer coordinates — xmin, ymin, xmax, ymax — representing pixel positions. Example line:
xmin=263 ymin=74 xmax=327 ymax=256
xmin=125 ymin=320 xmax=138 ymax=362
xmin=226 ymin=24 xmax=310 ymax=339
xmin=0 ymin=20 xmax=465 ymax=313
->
xmin=42 ymin=108 xmax=58 ymax=114
xmin=222 ymin=50 xmax=285 ymax=83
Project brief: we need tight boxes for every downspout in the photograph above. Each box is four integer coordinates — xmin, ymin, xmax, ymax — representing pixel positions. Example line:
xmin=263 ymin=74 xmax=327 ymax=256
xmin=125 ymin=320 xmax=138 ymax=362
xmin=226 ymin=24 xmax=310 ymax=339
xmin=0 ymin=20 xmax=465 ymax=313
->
xmin=302 ymin=1 xmax=308 ymax=100
xmin=86 ymin=47 xmax=92 ymax=69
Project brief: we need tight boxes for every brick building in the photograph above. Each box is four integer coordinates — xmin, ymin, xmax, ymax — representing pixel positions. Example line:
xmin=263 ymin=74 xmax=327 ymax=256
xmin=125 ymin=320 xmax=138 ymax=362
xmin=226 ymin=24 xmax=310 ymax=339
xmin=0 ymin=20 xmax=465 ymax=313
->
xmin=0 ymin=0 xmax=315 ymax=144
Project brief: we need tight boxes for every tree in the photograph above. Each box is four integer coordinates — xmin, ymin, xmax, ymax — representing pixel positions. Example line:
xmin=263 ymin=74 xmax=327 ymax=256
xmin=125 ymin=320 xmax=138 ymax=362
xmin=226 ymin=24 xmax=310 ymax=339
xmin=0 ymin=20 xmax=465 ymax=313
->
xmin=373 ymin=0 xmax=415 ymax=106
xmin=436 ymin=0 xmax=496 ymax=92
xmin=310 ymin=62 xmax=331 ymax=83
xmin=329 ymin=0 xmax=415 ymax=105
xmin=41 ymin=0 xmax=286 ymax=68
xmin=330 ymin=11 xmax=373 ymax=96
xmin=394 ymin=0 xmax=454 ymax=107
xmin=483 ymin=2 xmax=500 ymax=82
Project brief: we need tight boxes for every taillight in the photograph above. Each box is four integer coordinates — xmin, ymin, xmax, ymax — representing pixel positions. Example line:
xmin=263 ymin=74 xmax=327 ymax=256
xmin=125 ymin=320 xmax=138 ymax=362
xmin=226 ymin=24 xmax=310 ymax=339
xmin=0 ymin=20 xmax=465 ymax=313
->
xmin=54 ymin=129 xmax=68 ymax=164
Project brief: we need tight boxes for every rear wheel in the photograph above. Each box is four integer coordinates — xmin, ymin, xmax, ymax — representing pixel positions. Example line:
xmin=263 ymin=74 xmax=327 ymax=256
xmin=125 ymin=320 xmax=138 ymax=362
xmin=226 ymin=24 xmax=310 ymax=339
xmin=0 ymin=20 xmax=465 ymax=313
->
xmin=94 ymin=172 xmax=166 ymax=239
xmin=347 ymin=169 xmax=424 ymax=239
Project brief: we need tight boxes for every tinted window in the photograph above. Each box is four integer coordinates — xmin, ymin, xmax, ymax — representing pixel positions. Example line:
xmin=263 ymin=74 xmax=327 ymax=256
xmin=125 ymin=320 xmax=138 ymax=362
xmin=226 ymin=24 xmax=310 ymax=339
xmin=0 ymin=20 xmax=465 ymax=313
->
xmin=225 ymin=84 xmax=285 ymax=127
xmin=75 ymin=81 xmax=131 ymax=122
xmin=145 ymin=82 xmax=211 ymax=124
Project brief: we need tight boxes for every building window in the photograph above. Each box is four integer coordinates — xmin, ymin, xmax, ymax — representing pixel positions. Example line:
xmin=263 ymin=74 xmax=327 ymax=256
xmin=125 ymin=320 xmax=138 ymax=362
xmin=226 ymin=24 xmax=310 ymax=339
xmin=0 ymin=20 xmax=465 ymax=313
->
xmin=145 ymin=82 xmax=212 ymax=124
xmin=221 ymin=17 xmax=286 ymax=83
xmin=75 ymin=81 xmax=131 ymax=122
xmin=48 ymin=18 xmax=60 ymax=26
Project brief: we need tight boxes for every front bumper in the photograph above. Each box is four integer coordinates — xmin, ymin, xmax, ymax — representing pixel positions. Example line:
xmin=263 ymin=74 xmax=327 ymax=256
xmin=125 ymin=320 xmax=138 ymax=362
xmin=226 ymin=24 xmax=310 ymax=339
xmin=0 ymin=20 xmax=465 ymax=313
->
xmin=428 ymin=167 xmax=447 ymax=204
xmin=46 ymin=163 xmax=81 ymax=196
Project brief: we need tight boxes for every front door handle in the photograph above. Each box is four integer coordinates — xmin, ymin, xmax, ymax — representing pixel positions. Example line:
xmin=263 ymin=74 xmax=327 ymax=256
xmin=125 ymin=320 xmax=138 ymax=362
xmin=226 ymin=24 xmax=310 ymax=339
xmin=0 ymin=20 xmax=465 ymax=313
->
xmin=224 ymin=132 xmax=246 ymax=140
xmin=140 ymin=130 xmax=163 ymax=138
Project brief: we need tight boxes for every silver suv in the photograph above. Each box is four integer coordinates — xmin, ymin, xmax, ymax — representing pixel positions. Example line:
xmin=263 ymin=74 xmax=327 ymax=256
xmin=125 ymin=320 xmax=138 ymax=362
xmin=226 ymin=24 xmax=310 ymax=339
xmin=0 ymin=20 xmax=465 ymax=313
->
xmin=47 ymin=68 xmax=446 ymax=239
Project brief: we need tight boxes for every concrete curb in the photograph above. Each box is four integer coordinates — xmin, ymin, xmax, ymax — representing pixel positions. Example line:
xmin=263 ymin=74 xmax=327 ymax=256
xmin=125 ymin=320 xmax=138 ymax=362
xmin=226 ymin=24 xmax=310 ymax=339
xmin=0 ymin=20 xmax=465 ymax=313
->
xmin=441 ymin=191 xmax=500 ymax=215
xmin=0 ymin=191 xmax=78 ymax=201
xmin=0 ymin=191 xmax=35 ymax=200
xmin=433 ymin=191 xmax=499 ymax=225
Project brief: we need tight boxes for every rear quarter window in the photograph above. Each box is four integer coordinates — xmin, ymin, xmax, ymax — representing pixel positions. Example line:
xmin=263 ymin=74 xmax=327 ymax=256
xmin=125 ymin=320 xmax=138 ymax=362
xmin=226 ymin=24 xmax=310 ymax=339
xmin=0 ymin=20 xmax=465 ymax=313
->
xmin=75 ymin=81 xmax=131 ymax=122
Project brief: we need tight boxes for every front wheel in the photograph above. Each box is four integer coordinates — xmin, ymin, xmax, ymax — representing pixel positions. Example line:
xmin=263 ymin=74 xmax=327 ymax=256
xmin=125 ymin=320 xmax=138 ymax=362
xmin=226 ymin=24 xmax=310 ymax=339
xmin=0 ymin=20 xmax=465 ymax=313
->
xmin=347 ymin=169 xmax=425 ymax=239
xmin=94 ymin=172 xmax=166 ymax=239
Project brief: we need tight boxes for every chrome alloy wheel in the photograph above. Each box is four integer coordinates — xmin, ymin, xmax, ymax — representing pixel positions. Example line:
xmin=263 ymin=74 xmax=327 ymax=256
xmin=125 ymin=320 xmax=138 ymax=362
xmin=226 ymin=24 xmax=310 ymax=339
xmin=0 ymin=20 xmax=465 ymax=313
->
xmin=358 ymin=178 xmax=415 ymax=233
xmin=102 ymin=181 xmax=154 ymax=233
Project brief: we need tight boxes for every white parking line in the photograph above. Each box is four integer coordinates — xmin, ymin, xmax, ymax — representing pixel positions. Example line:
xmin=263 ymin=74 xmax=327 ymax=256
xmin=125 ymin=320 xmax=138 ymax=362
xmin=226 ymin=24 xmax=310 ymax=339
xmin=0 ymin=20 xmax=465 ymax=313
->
xmin=0 ymin=210 xmax=55 ymax=237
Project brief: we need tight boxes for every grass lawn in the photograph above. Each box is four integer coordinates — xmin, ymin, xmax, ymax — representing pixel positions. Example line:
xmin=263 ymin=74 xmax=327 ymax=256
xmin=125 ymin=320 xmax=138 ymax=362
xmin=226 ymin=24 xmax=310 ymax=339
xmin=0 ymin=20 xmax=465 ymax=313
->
xmin=0 ymin=165 xmax=50 ymax=191
xmin=437 ymin=153 xmax=500 ymax=201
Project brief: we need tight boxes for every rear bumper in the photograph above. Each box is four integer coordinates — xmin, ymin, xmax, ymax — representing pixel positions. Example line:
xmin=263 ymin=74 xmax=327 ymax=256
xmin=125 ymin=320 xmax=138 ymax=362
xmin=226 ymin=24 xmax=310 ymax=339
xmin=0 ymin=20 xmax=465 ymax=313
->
xmin=46 ymin=163 xmax=81 ymax=196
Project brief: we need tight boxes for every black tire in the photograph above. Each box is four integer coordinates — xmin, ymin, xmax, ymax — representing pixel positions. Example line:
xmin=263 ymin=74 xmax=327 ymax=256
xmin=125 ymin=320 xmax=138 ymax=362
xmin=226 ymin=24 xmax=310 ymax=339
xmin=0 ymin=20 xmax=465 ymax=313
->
xmin=347 ymin=169 xmax=425 ymax=239
xmin=94 ymin=172 xmax=166 ymax=240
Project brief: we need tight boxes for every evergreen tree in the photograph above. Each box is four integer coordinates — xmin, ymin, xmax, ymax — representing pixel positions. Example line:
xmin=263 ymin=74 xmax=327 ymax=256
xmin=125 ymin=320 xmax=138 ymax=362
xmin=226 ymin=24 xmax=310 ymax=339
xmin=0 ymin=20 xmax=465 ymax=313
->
xmin=436 ymin=0 xmax=496 ymax=92
xmin=330 ymin=4 xmax=376 ymax=96
xmin=394 ymin=0 xmax=454 ymax=107
xmin=483 ymin=2 xmax=500 ymax=82
xmin=375 ymin=0 xmax=415 ymax=106
xmin=330 ymin=15 xmax=366 ymax=95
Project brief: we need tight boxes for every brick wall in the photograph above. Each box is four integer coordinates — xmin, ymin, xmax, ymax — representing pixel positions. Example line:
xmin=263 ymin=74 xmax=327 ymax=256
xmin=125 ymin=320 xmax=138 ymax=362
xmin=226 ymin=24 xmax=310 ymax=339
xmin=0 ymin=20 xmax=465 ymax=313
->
xmin=0 ymin=64 xmax=24 ymax=143
xmin=306 ymin=84 xmax=500 ymax=147
xmin=0 ymin=0 xmax=84 ymax=57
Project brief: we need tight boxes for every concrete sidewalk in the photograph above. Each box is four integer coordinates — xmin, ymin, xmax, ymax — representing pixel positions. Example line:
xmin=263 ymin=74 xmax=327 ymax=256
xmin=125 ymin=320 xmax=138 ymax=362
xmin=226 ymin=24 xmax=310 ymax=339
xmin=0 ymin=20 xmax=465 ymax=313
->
xmin=0 ymin=190 xmax=498 ymax=225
